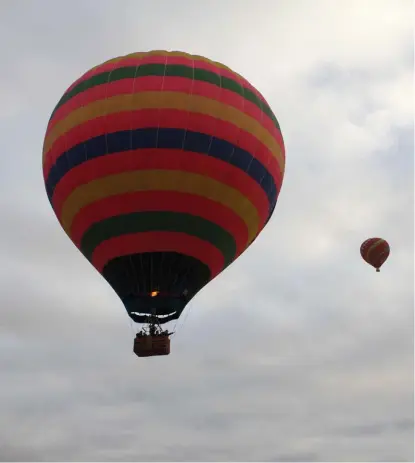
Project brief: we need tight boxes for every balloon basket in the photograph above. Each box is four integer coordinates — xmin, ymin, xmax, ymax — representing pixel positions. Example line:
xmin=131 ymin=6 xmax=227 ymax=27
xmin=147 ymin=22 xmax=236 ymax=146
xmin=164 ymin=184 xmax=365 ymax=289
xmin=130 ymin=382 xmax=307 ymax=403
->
xmin=133 ymin=334 xmax=171 ymax=357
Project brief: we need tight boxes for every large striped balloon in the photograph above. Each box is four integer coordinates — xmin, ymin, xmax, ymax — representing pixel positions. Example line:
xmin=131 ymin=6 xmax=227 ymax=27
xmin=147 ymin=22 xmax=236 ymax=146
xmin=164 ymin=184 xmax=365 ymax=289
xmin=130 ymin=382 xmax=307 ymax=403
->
xmin=360 ymin=238 xmax=390 ymax=272
xmin=42 ymin=50 xmax=285 ymax=325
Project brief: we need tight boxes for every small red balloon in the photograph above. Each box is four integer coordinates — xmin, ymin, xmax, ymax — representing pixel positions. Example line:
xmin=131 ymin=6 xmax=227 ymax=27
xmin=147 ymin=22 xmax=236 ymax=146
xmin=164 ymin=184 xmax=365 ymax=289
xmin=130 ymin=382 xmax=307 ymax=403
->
xmin=360 ymin=238 xmax=390 ymax=272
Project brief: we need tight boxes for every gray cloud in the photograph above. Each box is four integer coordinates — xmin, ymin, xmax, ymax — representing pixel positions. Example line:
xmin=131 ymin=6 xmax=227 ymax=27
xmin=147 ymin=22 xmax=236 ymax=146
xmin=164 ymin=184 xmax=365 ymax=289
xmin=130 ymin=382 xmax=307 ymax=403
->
xmin=0 ymin=0 xmax=413 ymax=461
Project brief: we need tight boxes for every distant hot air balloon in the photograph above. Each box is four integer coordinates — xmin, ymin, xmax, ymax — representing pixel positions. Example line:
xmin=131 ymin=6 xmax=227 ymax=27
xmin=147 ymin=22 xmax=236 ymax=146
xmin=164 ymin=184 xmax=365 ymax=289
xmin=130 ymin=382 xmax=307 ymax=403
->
xmin=42 ymin=50 xmax=285 ymax=357
xmin=360 ymin=238 xmax=390 ymax=272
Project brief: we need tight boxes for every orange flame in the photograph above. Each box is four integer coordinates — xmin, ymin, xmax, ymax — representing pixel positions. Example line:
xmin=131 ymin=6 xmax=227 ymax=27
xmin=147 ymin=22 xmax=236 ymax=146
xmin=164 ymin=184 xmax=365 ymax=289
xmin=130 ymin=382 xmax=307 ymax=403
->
xmin=150 ymin=291 xmax=159 ymax=297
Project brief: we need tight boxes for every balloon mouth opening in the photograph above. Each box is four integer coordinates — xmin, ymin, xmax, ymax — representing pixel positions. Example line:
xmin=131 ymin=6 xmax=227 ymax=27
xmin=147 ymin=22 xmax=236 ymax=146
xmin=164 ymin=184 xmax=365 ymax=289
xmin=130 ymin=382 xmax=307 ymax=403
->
xmin=376 ymin=268 xmax=380 ymax=272
xmin=122 ymin=292 xmax=190 ymax=325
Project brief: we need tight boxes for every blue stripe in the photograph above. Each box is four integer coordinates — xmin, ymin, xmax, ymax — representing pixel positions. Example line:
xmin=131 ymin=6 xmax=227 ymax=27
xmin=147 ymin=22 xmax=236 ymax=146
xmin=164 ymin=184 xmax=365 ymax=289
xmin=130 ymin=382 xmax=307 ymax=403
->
xmin=45 ymin=128 xmax=278 ymax=215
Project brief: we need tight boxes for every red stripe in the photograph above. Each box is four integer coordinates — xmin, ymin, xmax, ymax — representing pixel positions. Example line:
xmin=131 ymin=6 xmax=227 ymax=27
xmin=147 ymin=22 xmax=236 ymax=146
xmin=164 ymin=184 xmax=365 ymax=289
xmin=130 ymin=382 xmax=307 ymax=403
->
xmin=92 ymin=231 xmax=224 ymax=277
xmin=63 ymin=53 xmax=267 ymax=105
xmin=367 ymin=243 xmax=390 ymax=261
xmin=70 ymin=191 xmax=249 ymax=257
xmin=47 ymin=75 xmax=281 ymax=146
xmin=361 ymin=238 xmax=387 ymax=257
xmin=52 ymin=149 xmax=269 ymax=228
xmin=45 ymin=109 xmax=282 ymax=190
xmin=361 ymin=238 xmax=374 ymax=255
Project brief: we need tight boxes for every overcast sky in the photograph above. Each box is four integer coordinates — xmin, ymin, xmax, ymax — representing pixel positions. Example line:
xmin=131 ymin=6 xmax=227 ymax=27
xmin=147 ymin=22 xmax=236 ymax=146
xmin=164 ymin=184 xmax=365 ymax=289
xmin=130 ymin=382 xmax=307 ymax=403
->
xmin=0 ymin=0 xmax=414 ymax=461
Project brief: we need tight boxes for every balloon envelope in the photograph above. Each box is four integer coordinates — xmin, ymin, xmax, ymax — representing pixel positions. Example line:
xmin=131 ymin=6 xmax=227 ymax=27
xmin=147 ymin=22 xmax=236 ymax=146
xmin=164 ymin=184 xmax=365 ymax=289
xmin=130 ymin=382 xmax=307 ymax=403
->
xmin=360 ymin=237 xmax=390 ymax=272
xmin=42 ymin=50 xmax=285 ymax=324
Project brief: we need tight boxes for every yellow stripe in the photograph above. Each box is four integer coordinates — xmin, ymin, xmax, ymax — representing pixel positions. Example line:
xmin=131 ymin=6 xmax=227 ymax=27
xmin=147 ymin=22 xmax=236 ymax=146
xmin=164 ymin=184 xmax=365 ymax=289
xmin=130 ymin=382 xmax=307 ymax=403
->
xmin=61 ymin=170 xmax=259 ymax=244
xmin=43 ymin=92 xmax=284 ymax=169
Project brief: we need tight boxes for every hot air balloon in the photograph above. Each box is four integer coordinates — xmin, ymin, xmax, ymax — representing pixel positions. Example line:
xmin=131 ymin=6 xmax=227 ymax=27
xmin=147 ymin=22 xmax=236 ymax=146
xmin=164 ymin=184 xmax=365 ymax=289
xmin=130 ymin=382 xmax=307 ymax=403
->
xmin=42 ymin=50 xmax=286 ymax=357
xmin=360 ymin=238 xmax=390 ymax=272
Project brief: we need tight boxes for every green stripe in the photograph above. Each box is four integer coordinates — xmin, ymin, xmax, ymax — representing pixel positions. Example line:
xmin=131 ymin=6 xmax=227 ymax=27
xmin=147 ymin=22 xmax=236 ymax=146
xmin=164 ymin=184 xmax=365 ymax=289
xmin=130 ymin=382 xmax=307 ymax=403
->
xmin=51 ymin=63 xmax=280 ymax=131
xmin=80 ymin=211 xmax=237 ymax=267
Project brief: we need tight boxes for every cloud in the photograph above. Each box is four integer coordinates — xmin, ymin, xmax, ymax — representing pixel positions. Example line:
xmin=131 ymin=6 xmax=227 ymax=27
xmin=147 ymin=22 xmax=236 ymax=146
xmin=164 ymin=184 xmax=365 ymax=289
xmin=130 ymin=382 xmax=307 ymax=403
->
xmin=0 ymin=0 xmax=413 ymax=461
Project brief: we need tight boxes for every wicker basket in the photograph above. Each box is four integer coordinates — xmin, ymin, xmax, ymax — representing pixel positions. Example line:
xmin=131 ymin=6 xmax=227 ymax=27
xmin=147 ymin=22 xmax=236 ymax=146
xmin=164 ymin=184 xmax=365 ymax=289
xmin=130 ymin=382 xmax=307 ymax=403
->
xmin=133 ymin=335 xmax=171 ymax=357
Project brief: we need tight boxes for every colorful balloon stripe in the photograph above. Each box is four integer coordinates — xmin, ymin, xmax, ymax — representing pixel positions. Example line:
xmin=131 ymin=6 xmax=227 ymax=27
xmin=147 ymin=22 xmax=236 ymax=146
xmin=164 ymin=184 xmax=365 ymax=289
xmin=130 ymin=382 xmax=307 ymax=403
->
xmin=42 ymin=50 xmax=286 ymax=323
